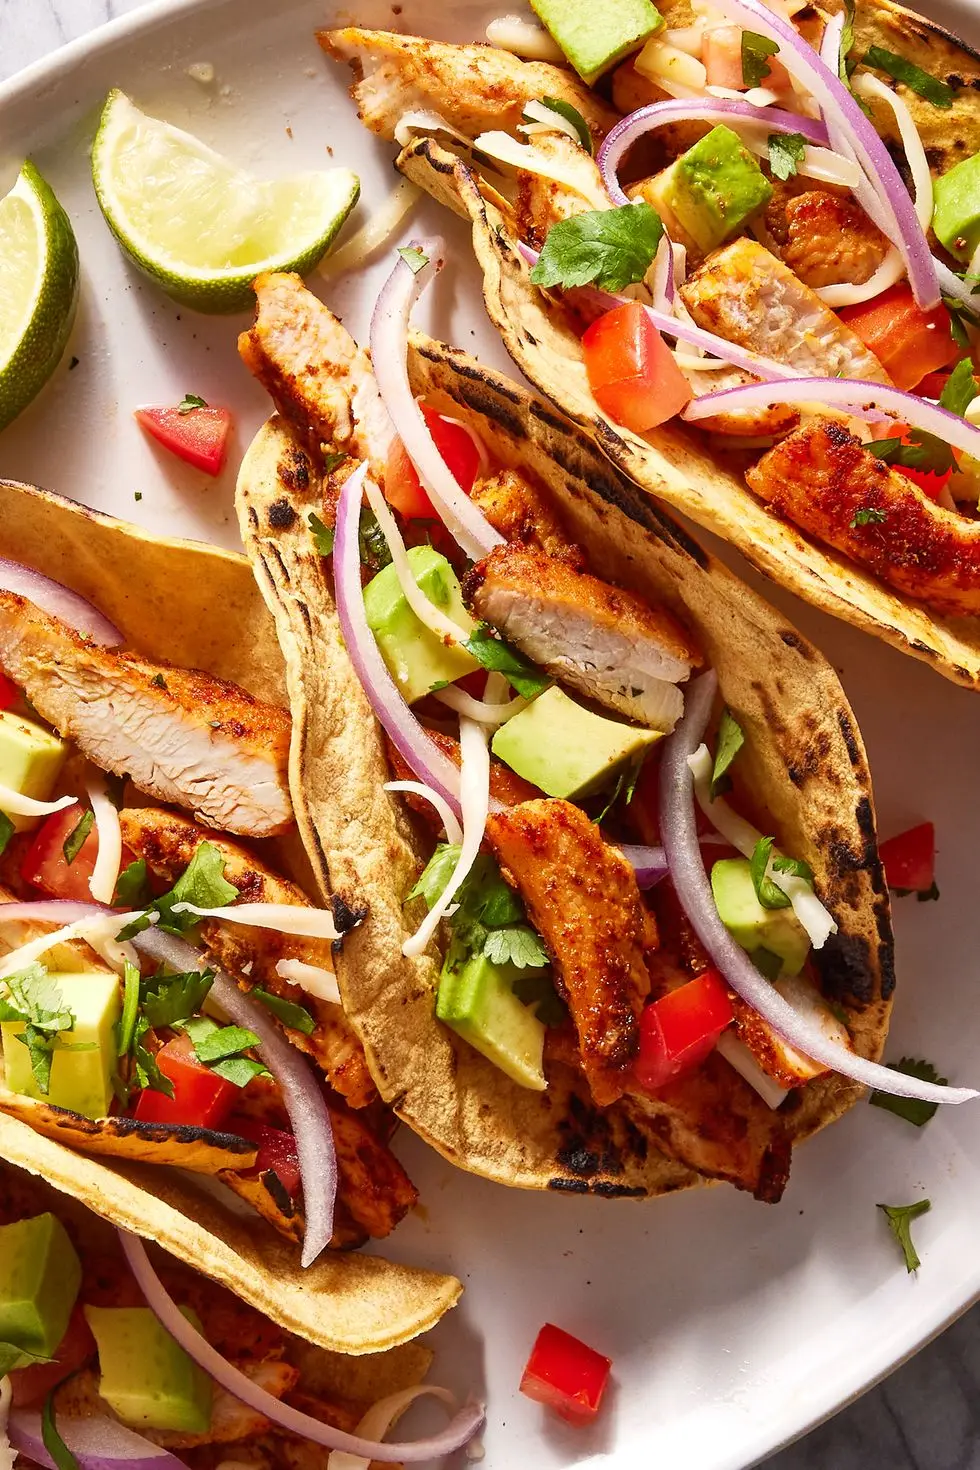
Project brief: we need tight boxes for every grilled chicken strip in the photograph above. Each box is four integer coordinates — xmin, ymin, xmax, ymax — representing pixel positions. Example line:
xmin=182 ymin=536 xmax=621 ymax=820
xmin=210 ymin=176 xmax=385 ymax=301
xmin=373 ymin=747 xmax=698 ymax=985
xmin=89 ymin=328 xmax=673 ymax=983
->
xmin=318 ymin=28 xmax=619 ymax=143
xmin=680 ymin=239 xmax=892 ymax=383
xmin=747 ymin=420 xmax=980 ymax=616
xmin=466 ymin=545 xmax=701 ymax=732
xmin=239 ymin=272 xmax=392 ymax=474
xmin=767 ymin=189 xmax=890 ymax=289
xmin=486 ymin=800 xmax=655 ymax=1107
xmin=0 ymin=594 xmax=292 ymax=837
xmin=117 ymin=807 xmax=376 ymax=1109
xmin=469 ymin=468 xmax=586 ymax=568
xmin=514 ymin=134 xmax=608 ymax=248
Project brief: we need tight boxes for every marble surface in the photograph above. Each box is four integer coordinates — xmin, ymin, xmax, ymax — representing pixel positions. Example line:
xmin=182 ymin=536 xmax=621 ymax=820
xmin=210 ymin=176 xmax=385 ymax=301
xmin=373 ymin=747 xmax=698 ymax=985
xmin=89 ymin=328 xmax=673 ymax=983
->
xmin=0 ymin=2 xmax=974 ymax=1466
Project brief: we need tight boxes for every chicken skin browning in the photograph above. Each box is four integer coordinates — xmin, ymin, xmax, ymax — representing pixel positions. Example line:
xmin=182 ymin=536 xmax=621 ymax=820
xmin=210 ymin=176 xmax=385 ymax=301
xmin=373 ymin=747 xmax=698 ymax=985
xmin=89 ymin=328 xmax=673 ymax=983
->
xmin=0 ymin=594 xmax=292 ymax=837
xmin=768 ymin=190 xmax=890 ymax=290
xmin=465 ymin=544 xmax=701 ymax=732
xmin=469 ymin=468 xmax=586 ymax=569
xmin=747 ymin=420 xmax=980 ymax=616
xmin=485 ymin=799 xmax=655 ymax=1107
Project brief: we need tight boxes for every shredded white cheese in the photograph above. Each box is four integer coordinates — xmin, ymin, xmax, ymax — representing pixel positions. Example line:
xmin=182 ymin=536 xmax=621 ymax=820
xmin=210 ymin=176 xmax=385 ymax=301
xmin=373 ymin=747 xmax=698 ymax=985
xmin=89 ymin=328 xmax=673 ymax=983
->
xmin=716 ymin=1031 xmax=789 ymax=1109
xmin=0 ymin=785 xmax=75 ymax=819
xmin=0 ymin=912 xmax=146 ymax=978
xmin=471 ymin=132 xmax=609 ymax=209
xmin=853 ymin=70 xmax=932 ymax=232
xmin=393 ymin=110 xmax=472 ymax=150
xmin=86 ymin=775 xmax=122 ymax=906
xmin=169 ymin=902 xmax=339 ymax=940
xmin=519 ymin=99 xmax=583 ymax=147
xmin=384 ymin=780 xmax=463 ymax=843
xmin=275 ymin=958 xmax=342 ymax=1006
xmin=363 ymin=476 xmax=472 ymax=645
xmin=635 ymin=36 xmax=708 ymax=94
xmin=318 ymin=179 xmax=420 ymax=280
xmin=484 ymin=14 xmax=564 ymax=61
xmin=434 ymin=685 xmax=526 ymax=727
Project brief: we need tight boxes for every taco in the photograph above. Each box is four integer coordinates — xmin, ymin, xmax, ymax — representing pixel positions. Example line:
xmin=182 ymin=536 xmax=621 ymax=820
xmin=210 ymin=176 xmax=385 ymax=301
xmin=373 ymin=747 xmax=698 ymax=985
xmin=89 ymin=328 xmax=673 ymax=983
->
xmin=0 ymin=478 xmax=460 ymax=1353
xmin=230 ymin=269 xmax=969 ymax=1210
xmin=322 ymin=5 xmax=980 ymax=691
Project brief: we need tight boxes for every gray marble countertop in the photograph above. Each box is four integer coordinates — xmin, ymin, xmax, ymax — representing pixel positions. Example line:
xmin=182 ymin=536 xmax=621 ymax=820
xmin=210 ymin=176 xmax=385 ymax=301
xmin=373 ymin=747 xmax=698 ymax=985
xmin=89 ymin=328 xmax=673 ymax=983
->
xmin=0 ymin=2 xmax=975 ymax=1467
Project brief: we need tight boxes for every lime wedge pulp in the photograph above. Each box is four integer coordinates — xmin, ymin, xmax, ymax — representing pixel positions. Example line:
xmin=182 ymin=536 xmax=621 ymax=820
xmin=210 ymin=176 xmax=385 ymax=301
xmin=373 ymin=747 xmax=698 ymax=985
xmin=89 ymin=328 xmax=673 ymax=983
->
xmin=91 ymin=90 xmax=360 ymax=312
xmin=0 ymin=162 xmax=79 ymax=432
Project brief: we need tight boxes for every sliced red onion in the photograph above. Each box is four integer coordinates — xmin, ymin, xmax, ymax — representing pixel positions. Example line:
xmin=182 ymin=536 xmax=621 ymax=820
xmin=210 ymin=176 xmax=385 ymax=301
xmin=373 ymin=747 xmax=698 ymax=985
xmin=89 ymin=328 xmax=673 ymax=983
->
xmin=130 ymin=927 xmax=337 ymax=1266
xmin=9 ymin=1409 xmax=187 ymax=1470
xmin=370 ymin=244 xmax=505 ymax=561
xmin=620 ymin=844 xmax=669 ymax=887
xmin=0 ymin=559 xmax=123 ymax=646
xmin=333 ymin=461 xmax=463 ymax=817
xmin=650 ymin=233 xmax=675 ymax=310
xmin=660 ymin=670 xmax=976 ymax=1104
xmin=818 ymin=8 xmax=843 ymax=74
xmin=118 ymin=1231 xmax=485 ymax=1465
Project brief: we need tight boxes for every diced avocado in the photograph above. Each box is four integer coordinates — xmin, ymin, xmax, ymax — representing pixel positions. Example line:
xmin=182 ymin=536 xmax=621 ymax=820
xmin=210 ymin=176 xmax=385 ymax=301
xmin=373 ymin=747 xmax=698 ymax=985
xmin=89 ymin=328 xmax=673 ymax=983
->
xmin=0 ymin=712 xmax=67 ymax=832
xmin=436 ymin=951 xmax=547 ymax=1090
xmin=491 ymin=685 xmax=660 ymax=800
xmin=85 ymin=1305 xmax=213 ymax=1433
xmin=933 ymin=152 xmax=980 ymax=262
xmin=2 ymin=972 xmax=120 ymax=1119
xmin=653 ymin=126 xmax=773 ymax=255
xmin=710 ymin=858 xmax=810 ymax=978
xmin=0 ymin=1213 xmax=81 ymax=1356
xmin=363 ymin=545 xmax=479 ymax=705
xmin=530 ymin=0 xmax=664 ymax=83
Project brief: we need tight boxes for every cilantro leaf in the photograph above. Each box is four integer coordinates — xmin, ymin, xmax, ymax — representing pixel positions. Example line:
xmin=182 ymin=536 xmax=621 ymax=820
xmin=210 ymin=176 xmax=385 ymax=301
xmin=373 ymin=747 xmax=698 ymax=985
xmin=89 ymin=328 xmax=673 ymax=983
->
xmin=870 ymin=1057 xmax=947 ymax=1126
xmin=309 ymin=512 xmax=334 ymax=557
xmin=113 ymin=858 xmax=150 ymax=909
xmin=323 ymin=452 xmax=348 ymax=474
xmin=593 ymin=751 xmax=646 ymax=826
xmin=132 ymin=1015 xmax=174 ymax=1098
xmin=253 ymin=988 xmax=315 ymax=1035
xmin=0 ymin=812 xmax=13 ymax=857
xmin=186 ymin=1021 xmax=261 ymax=1064
xmin=116 ymin=960 xmax=141 ymax=1058
xmin=177 ymin=393 xmax=208 ymax=414
xmin=464 ymin=624 xmax=550 ymax=699
xmin=945 ymin=294 xmax=980 ymax=348
xmin=767 ymin=131 xmax=806 ymax=181
xmin=398 ymin=246 xmax=428 ymax=275
xmin=469 ymin=858 xmax=526 ymax=927
xmin=533 ymin=96 xmax=593 ymax=154
xmin=42 ymin=1391 xmax=80 ymax=1470
xmin=358 ymin=507 xmax=393 ymax=572
xmin=0 ymin=1342 xmax=52 ymax=1374
xmin=512 ymin=970 xmax=567 ymax=1026
xmin=120 ymin=842 xmax=237 ymax=938
xmin=839 ymin=0 xmax=856 ymax=82
xmin=711 ymin=707 xmax=744 ymax=799
xmin=869 ymin=429 xmax=957 ymax=478
xmin=0 ymin=968 xmax=77 ymax=1087
xmin=530 ymin=204 xmax=664 ymax=294
xmin=140 ymin=967 xmax=214 ymax=1029
xmin=62 ymin=809 xmax=94 ymax=865
xmin=939 ymin=356 xmax=979 ymax=417
xmin=772 ymin=853 xmax=814 ymax=884
xmin=850 ymin=506 xmax=887 ymax=528
xmin=863 ymin=45 xmax=954 ymax=108
xmin=408 ymin=844 xmax=462 ymax=908
xmin=741 ymin=31 xmax=779 ymax=87
xmin=210 ymin=1055 xmax=269 ymax=1087
xmin=750 ymin=837 xmax=791 ymax=911
xmin=483 ymin=925 xmax=550 ymax=969
xmin=877 ymin=1199 xmax=931 ymax=1272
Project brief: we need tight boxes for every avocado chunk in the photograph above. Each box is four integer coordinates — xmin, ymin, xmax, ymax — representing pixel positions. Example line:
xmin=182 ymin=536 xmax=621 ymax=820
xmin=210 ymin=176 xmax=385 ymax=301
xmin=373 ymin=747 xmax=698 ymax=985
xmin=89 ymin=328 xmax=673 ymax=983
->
xmin=710 ymin=858 xmax=810 ymax=978
xmin=0 ymin=1213 xmax=81 ymax=1357
xmin=437 ymin=950 xmax=547 ymax=1090
xmin=648 ymin=126 xmax=773 ymax=254
xmin=491 ymin=685 xmax=660 ymax=800
xmin=363 ymin=545 xmax=479 ymax=705
xmin=2 ymin=971 xmax=121 ymax=1119
xmin=933 ymin=152 xmax=980 ymax=262
xmin=530 ymin=0 xmax=664 ymax=83
xmin=0 ymin=712 xmax=67 ymax=832
xmin=85 ymin=1305 xmax=213 ymax=1432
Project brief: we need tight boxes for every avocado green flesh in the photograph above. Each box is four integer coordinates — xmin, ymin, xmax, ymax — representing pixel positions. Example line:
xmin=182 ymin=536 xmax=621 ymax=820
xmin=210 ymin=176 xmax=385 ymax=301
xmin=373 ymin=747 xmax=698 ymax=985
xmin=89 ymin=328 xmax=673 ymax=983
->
xmin=529 ymin=0 xmax=664 ymax=82
xmin=491 ymin=684 xmax=661 ymax=799
xmin=436 ymin=951 xmax=547 ymax=1091
xmin=0 ymin=712 xmax=67 ymax=833
xmin=657 ymin=126 xmax=773 ymax=254
xmin=85 ymin=1305 xmax=213 ymax=1432
xmin=2 ymin=972 xmax=121 ymax=1119
xmin=0 ymin=1213 xmax=81 ymax=1357
xmin=710 ymin=858 xmax=810 ymax=978
xmin=932 ymin=152 xmax=980 ymax=262
xmin=363 ymin=544 xmax=478 ymax=705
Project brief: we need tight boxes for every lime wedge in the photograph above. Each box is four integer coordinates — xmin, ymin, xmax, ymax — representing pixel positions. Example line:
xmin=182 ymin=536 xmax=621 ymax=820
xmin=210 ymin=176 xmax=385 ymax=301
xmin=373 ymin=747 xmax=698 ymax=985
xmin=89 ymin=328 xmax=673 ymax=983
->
xmin=92 ymin=90 xmax=360 ymax=313
xmin=0 ymin=162 xmax=79 ymax=432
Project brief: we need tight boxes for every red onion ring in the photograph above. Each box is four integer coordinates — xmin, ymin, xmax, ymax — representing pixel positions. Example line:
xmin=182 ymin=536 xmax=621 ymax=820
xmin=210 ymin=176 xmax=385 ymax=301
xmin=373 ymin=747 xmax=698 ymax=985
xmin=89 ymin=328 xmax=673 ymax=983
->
xmin=369 ymin=243 xmax=505 ymax=561
xmin=130 ymin=927 xmax=337 ymax=1267
xmin=660 ymin=670 xmax=977 ymax=1104
xmin=620 ymin=844 xmax=669 ymax=888
xmin=118 ymin=1231 xmax=485 ymax=1465
xmin=9 ymin=1409 xmax=187 ymax=1470
xmin=0 ymin=899 xmax=111 ymax=925
xmin=0 ymin=557 xmax=123 ymax=646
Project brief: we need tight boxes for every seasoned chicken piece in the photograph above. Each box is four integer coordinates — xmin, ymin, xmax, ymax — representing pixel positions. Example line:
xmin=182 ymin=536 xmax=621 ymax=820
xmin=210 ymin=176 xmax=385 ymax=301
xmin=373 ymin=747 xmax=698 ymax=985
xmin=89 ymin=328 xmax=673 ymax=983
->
xmin=239 ymin=272 xmax=392 ymax=475
xmin=486 ymin=800 xmax=655 ymax=1107
xmin=683 ymin=361 xmax=801 ymax=439
xmin=680 ymin=239 xmax=892 ymax=382
xmin=770 ymin=190 xmax=889 ymax=290
xmin=465 ymin=545 xmax=701 ymax=732
xmin=470 ymin=468 xmax=586 ymax=568
xmin=153 ymin=1361 xmax=300 ymax=1448
xmin=746 ymin=420 xmax=980 ymax=616
xmin=0 ymin=594 xmax=292 ymax=837
xmin=118 ymin=808 xmax=376 ymax=1109
xmin=513 ymin=134 xmax=608 ymax=248
xmin=385 ymin=728 xmax=541 ymax=822
xmin=318 ymin=28 xmax=619 ymax=143
xmin=729 ymin=973 xmax=852 ymax=1090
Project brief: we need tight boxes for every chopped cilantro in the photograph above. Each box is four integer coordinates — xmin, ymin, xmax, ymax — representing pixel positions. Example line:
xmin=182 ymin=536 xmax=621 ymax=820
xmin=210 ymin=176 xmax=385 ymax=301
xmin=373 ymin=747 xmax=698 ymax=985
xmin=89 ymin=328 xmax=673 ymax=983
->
xmin=711 ymin=707 xmax=744 ymax=798
xmin=741 ymin=31 xmax=779 ymax=87
xmin=113 ymin=858 xmax=150 ymax=909
xmin=593 ymin=750 xmax=646 ymax=825
xmin=464 ymin=623 xmax=550 ymax=699
xmin=850 ymin=506 xmax=887 ymax=528
xmin=309 ymin=511 xmax=335 ymax=556
xmin=870 ymin=428 xmax=957 ymax=478
xmin=863 ymin=45 xmax=954 ymax=108
xmin=398 ymin=246 xmax=429 ymax=274
xmin=877 ymin=1198 xmax=930 ymax=1272
xmin=839 ymin=0 xmax=856 ymax=82
xmin=177 ymin=393 xmax=208 ymax=414
xmin=530 ymin=203 xmax=664 ymax=294
xmin=483 ymin=925 xmax=549 ymax=969
xmin=512 ymin=969 xmax=567 ymax=1026
xmin=253 ymin=988 xmax=315 ymax=1035
xmin=118 ymin=841 xmax=237 ymax=938
xmin=116 ymin=960 xmax=141 ymax=1058
xmin=0 ymin=1342 xmax=51 ymax=1374
xmin=939 ymin=356 xmax=979 ymax=416
xmin=0 ymin=812 xmax=13 ymax=857
xmin=139 ymin=967 xmax=214 ymax=1029
xmin=0 ymin=967 xmax=75 ymax=1094
xmin=150 ymin=672 xmax=168 ymax=690
xmin=749 ymin=837 xmax=791 ymax=911
xmin=529 ymin=96 xmax=593 ymax=154
xmin=408 ymin=844 xmax=462 ymax=909
xmin=767 ymin=131 xmax=806 ymax=181
xmin=323 ymin=452 xmax=348 ymax=474
xmin=772 ymin=853 xmax=814 ymax=884
xmin=210 ymin=1055 xmax=269 ymax=1087
xmin=358 ymin=507 xmax=393 ymax=572
xmin=132 ymin=1015 xmax=173 ymax=1098
xmin=62 ymin=809 xmax=94 ymax=865
xmin=870 ymin=1057 xmax=947 ymax=1126
xmin=42 ymin=1391 xmax=79 ymax=1470
xmin=182 ymin=1016 xmax=261 ymax=1063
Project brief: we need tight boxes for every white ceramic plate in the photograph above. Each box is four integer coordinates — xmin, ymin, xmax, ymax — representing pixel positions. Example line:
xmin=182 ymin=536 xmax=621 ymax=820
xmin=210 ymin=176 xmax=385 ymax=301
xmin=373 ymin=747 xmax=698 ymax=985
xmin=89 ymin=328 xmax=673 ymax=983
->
xmin=2 ymin=2 xmax=980 ymax=1464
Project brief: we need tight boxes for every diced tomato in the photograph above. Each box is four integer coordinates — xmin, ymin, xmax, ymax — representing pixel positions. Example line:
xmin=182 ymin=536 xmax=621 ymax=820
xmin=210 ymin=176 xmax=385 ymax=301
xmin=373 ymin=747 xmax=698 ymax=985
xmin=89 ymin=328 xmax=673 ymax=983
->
xmin=132 ymin=1033 xmax=238 ymax=1131
xmin=233 ymin=1119 xmax=301 ymax=1198
xmin=870 ymin=421 xmax=954 ymax=501
xmin=633 ymin=968 xmax=734 ymax=1092
xmin=582 ymin=302 xmax=692 ymax=433
xmin=702 ymin=26 xmax=791 ymax=90
xmin=879 ymin=821 xmax=936 ymax=894
xmin=0 ymin=672 xmax=18 ymax=711
xmin=838 ymin=285 xmax=959 ymax=392
xmin=916 ymin=370 xmax=952 ymax=401
xmin=384 ymin=403 xmax=483 ymax=521
xmin=9 ymin=1304 xmax=95 ymax=1408
xmin=520 ymin=1324 xmax=612 ymax=1425
xmin=21 ymin=804 xmax=95 ymax=902
xmin=135 ymin=402 xmax=232 ymax=477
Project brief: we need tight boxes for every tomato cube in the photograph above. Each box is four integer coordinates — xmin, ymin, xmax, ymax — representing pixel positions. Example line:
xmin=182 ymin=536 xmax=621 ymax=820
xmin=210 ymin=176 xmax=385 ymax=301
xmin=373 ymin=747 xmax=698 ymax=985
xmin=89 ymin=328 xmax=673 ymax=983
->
xmin=135 ymin=403 xmax=232 ymax=477
xmin=520 ymin=1323 xmax=612 ymax=1425
xmin=0 ymin=673 xmax=19 ymax=712
xmin=233 ymin=1119 xmax=301 ymax=1198
xmin=879 ymin=821 xmax=936 ymax=894
xmin=384 ymin=403 xmax=483 ymax=521
xmin=633 ymin=968 xmax=734 ymax=1092
xmin=132 ymin=1033 xmax=237 ymax=1131
xmin=21 ymin=805 xmax=97 ymax=903
xmin=582 ymin=302 xmax=692 ymax=433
